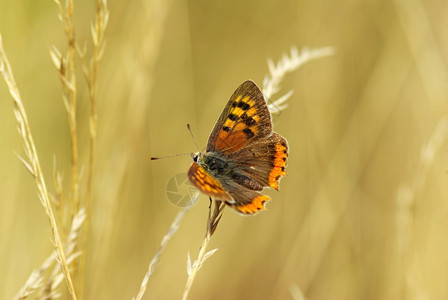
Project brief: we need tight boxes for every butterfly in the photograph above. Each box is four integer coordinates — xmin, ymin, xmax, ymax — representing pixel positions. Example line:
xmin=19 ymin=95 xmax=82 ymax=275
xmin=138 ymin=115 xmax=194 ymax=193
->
xmin=188 ymin=80 xmax=288 ymax=214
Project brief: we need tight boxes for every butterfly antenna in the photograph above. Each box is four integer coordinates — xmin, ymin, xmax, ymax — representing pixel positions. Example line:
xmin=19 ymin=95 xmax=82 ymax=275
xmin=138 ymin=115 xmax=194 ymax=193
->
xmin=187 ymin=123 xmax=200 ymax=152
xmin=150 ymin=152 xmax=191 ymax=160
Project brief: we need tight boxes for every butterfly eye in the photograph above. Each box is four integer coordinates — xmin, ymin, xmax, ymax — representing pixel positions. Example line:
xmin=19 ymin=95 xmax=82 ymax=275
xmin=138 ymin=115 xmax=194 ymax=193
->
xmin=192 ymin=154 xmax=199 ymax=162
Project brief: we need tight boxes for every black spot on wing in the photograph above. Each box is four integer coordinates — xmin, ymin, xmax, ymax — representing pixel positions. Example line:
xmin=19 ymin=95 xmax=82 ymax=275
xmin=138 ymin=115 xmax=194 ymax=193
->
xmin=222 ymin=126 xmax=230 ymax=132
xmin=244 ymin=116 xmax=256 ymax=126
xmin=228 ymin=114 xmax=238 ymax=121
xmin=237 ymin=101 xmax=250 ymax=111
xmin=240 ymin=112 xmax=257 ymax=127
xmin=243 ymin=128 xmax=255 ymax=139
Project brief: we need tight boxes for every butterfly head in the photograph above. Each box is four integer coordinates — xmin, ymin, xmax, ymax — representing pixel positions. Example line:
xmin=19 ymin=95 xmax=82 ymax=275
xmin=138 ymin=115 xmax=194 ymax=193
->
xmin=191 ymin=151 xmax=202 ymax=163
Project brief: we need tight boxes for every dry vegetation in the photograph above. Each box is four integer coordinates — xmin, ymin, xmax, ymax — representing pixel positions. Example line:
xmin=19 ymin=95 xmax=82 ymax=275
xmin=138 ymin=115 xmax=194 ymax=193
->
xmin=1 ymin=0 xmax=448 ymax=299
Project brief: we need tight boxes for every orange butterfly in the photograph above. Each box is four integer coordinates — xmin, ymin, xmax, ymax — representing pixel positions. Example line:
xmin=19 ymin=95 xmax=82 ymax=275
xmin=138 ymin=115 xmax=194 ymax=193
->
xmin=188 ymin=80 xmax=288 ymax=214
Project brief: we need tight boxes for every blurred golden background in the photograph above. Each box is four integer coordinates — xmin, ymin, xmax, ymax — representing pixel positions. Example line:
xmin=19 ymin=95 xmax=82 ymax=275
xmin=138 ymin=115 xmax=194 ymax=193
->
xmin=1 ymin=0 xmax=448 ymax=299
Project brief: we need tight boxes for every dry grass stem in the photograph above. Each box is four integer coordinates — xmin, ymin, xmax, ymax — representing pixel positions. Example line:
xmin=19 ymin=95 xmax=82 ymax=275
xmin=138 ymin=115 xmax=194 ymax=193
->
xmin=76 ymin=1 xmax=109 ymax=297
xmin=133 ymin=197 xmax=196 ymax=300
xmin=289 ymin=284 xmax=306 ymax=300
xmin=13 ymin=209 xmax=85 ymax=300
xmin=38 ymin=208 xmax=86 ymax=299
xmin=52 ymin=157 xmax=67 ymax=238
xmin=79 ymin=0 xmax=109 ymax=207
xmin=53 ymin=0 xmax=80 ymax=216
xmin=0 ymin=34 xmax=78 ymax=300
xmin=13 ymin=252 xmax=56 ymax=300
xmin=181 ymin=199 xmax=225 ymax=300
xmin=264 ymin=46 xmax=334 ymax=114
xmin=396 ymin=118 xmax=448 ymax=299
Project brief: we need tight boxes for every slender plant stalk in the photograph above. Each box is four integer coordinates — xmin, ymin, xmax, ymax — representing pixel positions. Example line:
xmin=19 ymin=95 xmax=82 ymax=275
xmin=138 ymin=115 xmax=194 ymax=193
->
xmin=39 ymin=208 xmax=87 ymax=299
xmin=0 ymin=34 xmax=77 ymax=300
xmin=84 ymin=0 xmax=109 ymax=207
xmin=396 ymin=118 xmax=448 ymax=298
xmin=13 ymin=208 xmax=86 ymax=300
xmin=52 ymin=158 xmax=67 ymax=238
xmin=182 ymin=234 xmax=211 ymax=300
xmin=14 ymin=251 xmax=57 ymax=300
xmin=134 ymin=203 xmax=193 ymax=300
xmin=54 ymin=0 xmax=79 ymax=217
xmin=77 ymin=1 xmax=109 ymax=298
xmin=66 ymin=0 xmax=79 ymax=214
xmin=182 ymin=199 xmax=224 ymax=300
xmin=51 ymin=0 xmax=81 ymax=297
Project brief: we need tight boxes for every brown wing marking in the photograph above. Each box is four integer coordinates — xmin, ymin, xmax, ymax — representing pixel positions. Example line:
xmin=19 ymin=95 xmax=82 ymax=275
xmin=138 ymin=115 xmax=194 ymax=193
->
xmin=228 ymin=132 xmax=288 ymax=191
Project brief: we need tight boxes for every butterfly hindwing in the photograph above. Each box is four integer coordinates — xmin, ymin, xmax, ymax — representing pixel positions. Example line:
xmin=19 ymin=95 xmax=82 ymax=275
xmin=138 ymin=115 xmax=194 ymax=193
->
xmin=229 ymin=132 xmax=288 ymax=191
xmin=216 ymin=132 xmax=288 ymax=214
xmin=206 ymin=80 xmax=272 ymax=154
xmin=228 ymin=188 xmax=270 ymax=215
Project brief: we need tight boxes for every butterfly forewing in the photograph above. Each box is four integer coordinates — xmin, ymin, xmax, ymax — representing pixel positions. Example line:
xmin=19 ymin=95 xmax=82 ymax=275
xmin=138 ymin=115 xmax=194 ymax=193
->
xmin=188 ymin=162 xmax=232 ymax=202
xmin=206 ymin=80 xmax=272 ymax=155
